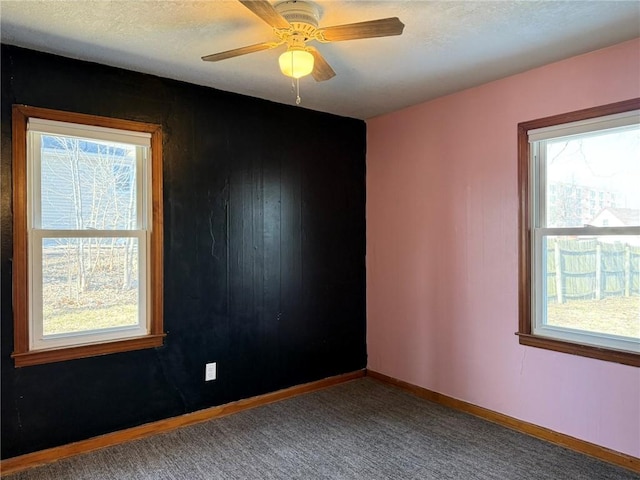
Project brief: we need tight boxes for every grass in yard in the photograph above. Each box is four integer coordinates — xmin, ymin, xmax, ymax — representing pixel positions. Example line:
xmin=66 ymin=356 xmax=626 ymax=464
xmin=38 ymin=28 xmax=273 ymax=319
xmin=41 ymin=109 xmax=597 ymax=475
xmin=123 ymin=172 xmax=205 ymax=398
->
xmin=546 ymin=296 xmax=640 ymax=338
xmin=43 ymin=304 xmax=138 ymax=335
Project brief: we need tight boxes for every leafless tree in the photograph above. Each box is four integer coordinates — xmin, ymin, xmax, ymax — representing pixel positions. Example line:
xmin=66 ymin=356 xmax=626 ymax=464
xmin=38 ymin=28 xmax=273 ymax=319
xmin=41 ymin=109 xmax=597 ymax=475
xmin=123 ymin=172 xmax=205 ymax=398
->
xmin=41 ymin=136 xmax=137 ymax=299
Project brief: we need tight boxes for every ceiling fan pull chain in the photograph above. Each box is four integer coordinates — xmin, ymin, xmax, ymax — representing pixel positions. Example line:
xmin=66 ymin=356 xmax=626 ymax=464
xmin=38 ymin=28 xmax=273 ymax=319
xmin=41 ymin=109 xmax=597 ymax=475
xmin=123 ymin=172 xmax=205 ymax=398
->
xmin=296 ymin=78 xmax=302 ymax=105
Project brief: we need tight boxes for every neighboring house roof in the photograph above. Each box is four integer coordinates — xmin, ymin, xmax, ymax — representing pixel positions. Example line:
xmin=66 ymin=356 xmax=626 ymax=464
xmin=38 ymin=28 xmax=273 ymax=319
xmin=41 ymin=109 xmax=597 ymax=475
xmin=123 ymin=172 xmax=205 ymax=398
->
xmin=588 ymin=207 xmax=640 ymax=226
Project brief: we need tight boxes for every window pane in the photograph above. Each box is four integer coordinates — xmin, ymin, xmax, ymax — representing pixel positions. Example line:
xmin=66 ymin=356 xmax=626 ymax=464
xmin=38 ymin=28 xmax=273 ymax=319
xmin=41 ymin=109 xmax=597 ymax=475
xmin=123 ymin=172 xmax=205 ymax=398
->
xmin=543 ymin=235 xmax=640 ymax=339
xmin=40 ymin=135 xmax=138 ymax=230
xmin=41 ymin=237 xmax=139 ymax=336
xmin=545 ymin=126 xmax=640 ymax=228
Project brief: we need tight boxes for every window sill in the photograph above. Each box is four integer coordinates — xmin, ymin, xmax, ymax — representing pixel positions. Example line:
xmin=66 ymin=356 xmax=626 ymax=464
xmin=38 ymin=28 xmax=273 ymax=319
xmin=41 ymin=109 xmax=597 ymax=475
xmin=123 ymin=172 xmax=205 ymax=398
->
xmin=516 ymin=332 xmax=639 ymax=367
xmin=12 ymin=334 xmax=166 ymax=367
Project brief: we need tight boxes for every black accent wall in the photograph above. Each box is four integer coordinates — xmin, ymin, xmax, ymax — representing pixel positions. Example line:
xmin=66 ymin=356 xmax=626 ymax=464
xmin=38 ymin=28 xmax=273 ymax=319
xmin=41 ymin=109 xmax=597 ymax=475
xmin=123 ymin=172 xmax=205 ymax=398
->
xmin=0 ymin=45 xmax=366 ymax=459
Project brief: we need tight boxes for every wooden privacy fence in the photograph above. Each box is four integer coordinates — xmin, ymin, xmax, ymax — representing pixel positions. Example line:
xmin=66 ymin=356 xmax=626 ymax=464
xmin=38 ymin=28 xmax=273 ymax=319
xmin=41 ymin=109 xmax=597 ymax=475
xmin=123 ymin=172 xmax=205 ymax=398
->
xmin=547 ymin=238 xmax=640 ymax=303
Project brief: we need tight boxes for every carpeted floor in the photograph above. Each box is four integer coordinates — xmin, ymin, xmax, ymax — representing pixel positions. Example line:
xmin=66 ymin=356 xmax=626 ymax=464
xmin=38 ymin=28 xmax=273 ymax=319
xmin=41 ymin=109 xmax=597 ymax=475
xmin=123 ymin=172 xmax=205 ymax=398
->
xmin=4 ymin=378 xmax=639 ymax=479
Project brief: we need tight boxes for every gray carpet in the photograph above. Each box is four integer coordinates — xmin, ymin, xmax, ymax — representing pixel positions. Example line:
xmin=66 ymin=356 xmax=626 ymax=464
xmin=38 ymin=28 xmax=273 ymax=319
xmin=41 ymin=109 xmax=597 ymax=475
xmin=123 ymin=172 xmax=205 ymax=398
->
xmin=5 ymin=378 xmax=639 ymax=479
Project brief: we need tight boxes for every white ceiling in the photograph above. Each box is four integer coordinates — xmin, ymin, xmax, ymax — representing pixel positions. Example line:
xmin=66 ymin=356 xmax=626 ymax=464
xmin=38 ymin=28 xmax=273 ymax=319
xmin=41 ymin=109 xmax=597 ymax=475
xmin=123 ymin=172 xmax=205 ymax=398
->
xmin=1 ymin=1 xmax=639 ymax=119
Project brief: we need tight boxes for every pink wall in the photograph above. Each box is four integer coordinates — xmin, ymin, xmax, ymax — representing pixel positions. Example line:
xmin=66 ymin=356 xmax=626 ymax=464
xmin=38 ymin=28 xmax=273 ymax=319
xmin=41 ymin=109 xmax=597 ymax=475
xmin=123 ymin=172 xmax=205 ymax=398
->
xmin=366 ymin=38 xmax=640 ymax=457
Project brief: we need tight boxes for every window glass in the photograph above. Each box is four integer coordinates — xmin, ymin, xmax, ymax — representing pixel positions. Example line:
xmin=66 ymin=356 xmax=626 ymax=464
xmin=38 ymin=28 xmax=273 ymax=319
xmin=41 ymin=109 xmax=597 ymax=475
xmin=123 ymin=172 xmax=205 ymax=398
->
xmin=41 ymin=237 xmax=140 ymax=337
xmin=40 ymin=135 xmax=138 ymax=230
xmin=544 ymin=126 xmax=640 ymax=228
xmin=541 ymin=235 xmax=640 ymax=343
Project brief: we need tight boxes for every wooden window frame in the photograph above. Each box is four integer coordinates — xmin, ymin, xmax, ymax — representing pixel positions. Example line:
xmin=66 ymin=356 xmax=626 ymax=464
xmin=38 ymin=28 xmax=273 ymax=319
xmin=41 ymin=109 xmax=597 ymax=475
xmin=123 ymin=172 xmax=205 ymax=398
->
xmin=11 ymin=105 xmax=165 ymax=367
xmin=517 ymin=98 xmax=640 ymax=367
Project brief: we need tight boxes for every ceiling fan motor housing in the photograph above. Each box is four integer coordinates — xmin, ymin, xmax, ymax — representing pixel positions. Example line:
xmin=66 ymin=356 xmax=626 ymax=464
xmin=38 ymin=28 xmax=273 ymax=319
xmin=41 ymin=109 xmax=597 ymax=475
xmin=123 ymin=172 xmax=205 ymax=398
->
xmin=275 ymin=1 xmax=320 ymax=42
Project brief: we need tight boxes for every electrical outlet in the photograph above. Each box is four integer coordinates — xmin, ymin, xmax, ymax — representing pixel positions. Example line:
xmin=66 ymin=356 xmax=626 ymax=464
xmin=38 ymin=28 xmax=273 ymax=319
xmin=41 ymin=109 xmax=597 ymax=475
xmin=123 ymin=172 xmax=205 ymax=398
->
xmin=205 ymin=362 xmax=217 ymax=381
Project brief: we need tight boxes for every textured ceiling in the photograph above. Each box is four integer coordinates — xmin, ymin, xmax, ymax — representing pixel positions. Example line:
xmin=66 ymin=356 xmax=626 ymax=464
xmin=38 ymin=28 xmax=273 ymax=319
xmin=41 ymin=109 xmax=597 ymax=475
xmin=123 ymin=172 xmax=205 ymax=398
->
xmin=1 ymin=1 xmax=639 ymax=119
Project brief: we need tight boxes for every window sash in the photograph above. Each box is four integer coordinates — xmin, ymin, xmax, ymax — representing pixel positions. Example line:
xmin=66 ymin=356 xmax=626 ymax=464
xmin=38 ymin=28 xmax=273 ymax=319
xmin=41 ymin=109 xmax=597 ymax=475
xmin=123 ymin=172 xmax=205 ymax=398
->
xmin=26 ymin=123 xmax=152 ymax=351
xmin=534 ymin=226 xmax=640 ymax=236
xmin=29 ymin=231 xmax=149 ymax=350
xmin=28 ymin=132 xmax=149 ymax=231
xmin=531 ymin=229 xmax=640 ymax=354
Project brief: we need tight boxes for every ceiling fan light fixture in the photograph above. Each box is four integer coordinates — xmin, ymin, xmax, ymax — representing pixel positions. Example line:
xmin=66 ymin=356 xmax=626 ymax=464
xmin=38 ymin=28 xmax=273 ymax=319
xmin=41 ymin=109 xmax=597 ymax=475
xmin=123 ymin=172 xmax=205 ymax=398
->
xmin=278 ymin=48 xmax=314 ymax=79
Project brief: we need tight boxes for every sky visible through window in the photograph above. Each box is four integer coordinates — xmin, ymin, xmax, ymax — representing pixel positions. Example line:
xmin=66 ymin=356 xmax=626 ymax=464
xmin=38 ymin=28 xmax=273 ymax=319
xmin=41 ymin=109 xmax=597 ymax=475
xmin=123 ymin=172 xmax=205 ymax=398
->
xmin=546 ymin=126 xmax=640 ymax=203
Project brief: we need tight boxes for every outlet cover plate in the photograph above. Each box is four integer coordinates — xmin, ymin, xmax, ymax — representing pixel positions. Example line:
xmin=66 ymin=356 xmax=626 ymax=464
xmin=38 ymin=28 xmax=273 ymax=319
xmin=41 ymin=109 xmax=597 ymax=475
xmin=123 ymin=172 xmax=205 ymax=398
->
xmin=205 ymin=362 xmax=217 ymax=381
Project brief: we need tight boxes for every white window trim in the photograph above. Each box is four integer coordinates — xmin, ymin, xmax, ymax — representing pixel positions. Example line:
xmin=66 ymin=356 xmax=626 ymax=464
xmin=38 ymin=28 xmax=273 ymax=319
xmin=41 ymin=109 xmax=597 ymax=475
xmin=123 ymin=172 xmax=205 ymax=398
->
xmin=26 ymin=120 xmax=152 ymax=351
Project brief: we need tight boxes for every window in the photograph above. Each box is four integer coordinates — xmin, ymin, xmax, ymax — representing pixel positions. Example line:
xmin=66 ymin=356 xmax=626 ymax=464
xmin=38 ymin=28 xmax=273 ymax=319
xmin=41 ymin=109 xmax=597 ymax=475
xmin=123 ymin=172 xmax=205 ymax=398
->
xmin=518 ymin=99 xmax=640 ymax=367
xmin=12 ymin=105 xmax=164 ymax=367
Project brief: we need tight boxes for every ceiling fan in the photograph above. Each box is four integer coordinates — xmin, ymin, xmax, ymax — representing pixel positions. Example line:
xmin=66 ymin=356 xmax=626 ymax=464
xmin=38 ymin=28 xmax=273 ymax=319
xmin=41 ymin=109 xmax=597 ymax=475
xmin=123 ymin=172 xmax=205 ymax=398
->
xmin=202 ymin=0 xmax=404 ymax=102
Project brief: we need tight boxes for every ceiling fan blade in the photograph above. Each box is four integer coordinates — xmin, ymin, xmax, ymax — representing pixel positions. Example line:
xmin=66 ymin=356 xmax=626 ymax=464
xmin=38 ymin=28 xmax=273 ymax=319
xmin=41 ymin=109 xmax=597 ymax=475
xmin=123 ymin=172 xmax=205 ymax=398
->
xmin=238 ymin=0 xmax=290 ymax=29
xmin=201 ymin=42 xmax=281 ymax=62
xmin=318 ymin=17 xmax=404 ymax=42
xmin=308 ymin=47 xmax=336 ymax=82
